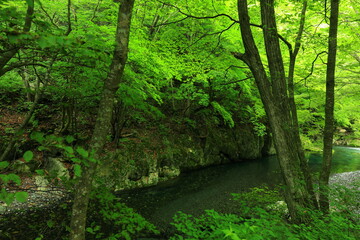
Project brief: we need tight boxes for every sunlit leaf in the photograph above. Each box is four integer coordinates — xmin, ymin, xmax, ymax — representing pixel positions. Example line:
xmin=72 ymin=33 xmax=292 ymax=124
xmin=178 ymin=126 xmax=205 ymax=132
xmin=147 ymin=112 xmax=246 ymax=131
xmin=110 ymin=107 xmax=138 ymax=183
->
xmin=15 ymin=191 xmax=28 ymax=203
xmin=76 ymin=147 xmax=89 ymax=158
xmin=74 ymin=164 xmax=82 ymax=177
xmin=23 ymin=150 xmax=33 ymax=162
xmin=0 ymin=161 xmax=9 ymax=169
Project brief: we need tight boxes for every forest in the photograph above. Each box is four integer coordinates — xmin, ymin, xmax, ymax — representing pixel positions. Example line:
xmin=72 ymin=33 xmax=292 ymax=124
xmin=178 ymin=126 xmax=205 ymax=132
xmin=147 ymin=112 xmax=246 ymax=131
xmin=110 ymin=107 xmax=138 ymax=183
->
xmin=0 ymin=0 xmax=359 ymax=239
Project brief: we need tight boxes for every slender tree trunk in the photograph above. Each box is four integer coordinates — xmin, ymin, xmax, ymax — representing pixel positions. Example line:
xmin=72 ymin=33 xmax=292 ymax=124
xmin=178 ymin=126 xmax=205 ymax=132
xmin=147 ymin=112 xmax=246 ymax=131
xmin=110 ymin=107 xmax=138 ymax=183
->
xmin=0 ymin=59 xmax=53 ymax=162
xmin=69 ymin=1 xmax=135 ymax=239
xmin=286 ymin=1 xmax=317 ymax=208
xmin=320 ymin=0 xmax=340 ymax=213
xmin=0 ymin=0 xmax=34 ymax=71
xmin=235 ymin=0 xmax=317 ymax=222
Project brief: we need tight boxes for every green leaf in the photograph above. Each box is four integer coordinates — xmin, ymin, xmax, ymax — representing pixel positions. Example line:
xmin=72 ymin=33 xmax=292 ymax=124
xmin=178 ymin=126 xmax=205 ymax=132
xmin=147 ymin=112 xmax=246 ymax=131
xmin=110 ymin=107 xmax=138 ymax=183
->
xmin=0 ymin=189 xmax=15 ymax=205
xmin=38 ymin=146 xmax=49 ymax=151
xmin=71 ymin=158 xmax=81 ymax=163
xmin=0 ymin=161 xmax=9 ymax=169
xmin=46 ymin=220 xmax=55 ymax=228
xmin=76 ymin=147 xmax=89 ymax=158
xmin=1 ymin=174 xmax=21 ymax=185
xmin=31 ymin=132 xmax=45 ymax=143
xmin=65 ymin=135 xmax=75 ymax=144
xmin=64 ymin=146 xmax=74 ymax=154
xmin=74 ymin=164 xmax=82 ymax=177
xmin=35 ymin=169 xmax=45 ymax=175
xmin=15 ymin=191 xmax=28 ymax=203
xmin=23 ymin=150 xmax=33 ymax=162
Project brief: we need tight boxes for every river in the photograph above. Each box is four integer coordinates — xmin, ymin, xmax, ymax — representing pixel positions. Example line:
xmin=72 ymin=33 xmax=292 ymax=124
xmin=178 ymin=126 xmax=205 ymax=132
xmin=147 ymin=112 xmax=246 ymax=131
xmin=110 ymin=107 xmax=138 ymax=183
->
xmin=119 ymin=146 xmax=360 ymax=233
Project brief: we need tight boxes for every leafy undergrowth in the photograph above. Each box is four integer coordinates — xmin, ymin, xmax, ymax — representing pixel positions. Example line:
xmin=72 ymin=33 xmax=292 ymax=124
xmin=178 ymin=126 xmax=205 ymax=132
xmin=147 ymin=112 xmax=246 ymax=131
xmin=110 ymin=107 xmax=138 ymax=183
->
xmin=0 ymin=185 xmax=161 ymax=240
xmin=170 ymin=187 xmax=360 ymax=240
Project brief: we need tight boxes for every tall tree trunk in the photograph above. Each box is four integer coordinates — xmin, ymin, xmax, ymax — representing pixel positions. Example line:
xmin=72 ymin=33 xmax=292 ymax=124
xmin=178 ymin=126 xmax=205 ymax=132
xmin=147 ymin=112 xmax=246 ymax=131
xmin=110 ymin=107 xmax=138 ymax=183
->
xmin=235 ymin=0 xmax=317 ymax=223
xmin=286 ymin=1 xmax=317 ymax=208
xmin=69 ymin=1 xmax=135 ymax=239
xmin=319 ymin=0 xmax=340 ymax=213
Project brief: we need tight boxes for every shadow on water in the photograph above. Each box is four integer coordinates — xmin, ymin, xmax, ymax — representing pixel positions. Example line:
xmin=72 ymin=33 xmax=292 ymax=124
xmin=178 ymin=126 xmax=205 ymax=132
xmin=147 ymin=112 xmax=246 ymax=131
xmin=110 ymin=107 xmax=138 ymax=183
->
xmin=119 ymin=155 xmax=283 ymax=233
xmin=119 ymin=146 xmax=360 ymax=233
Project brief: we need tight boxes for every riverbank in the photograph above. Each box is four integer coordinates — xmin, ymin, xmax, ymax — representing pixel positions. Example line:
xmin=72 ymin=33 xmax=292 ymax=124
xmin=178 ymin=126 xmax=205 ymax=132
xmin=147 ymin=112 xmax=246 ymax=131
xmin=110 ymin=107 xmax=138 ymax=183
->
xmin=0 ymin=167 xmax=359 ymax=239
xmin=1 ymin=167 xmax=359 ymax=216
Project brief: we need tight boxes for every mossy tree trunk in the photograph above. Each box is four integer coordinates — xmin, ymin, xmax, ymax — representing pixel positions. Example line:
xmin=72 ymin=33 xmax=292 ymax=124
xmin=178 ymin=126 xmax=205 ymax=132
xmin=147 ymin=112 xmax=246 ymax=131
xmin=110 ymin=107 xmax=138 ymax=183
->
xmin=235 ymin=0 xmax=318 ymax=223
xmin=69 ymin=1 xmax=135 ymax=239
xmin=320 ymin=0 xmax=340 ymax=213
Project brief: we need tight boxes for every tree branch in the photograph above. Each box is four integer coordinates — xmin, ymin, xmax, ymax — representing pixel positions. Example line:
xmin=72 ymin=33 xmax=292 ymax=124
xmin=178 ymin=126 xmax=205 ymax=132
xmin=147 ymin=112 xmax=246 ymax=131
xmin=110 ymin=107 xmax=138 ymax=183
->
xmin=220 ymin=77 xmax=252 ymax=85
xmin=297 ymin=51 xmax=327 ymax=85
xmin=0 ymin=62 xmax=47 ymax=77
xmin=153 ymin=0 xmax=239 ymax=27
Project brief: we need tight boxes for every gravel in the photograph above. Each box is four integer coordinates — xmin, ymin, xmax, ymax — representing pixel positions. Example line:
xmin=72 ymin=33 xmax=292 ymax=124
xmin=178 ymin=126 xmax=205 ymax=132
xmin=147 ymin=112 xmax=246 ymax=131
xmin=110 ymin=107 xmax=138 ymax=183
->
xmin=0 ymin=176 xmax=69 ymax=215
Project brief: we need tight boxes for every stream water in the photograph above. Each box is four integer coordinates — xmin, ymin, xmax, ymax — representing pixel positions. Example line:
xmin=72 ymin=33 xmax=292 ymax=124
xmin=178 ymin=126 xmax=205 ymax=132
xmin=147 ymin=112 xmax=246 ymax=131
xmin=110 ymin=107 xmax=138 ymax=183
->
xmin=119 ymin=146 xmax=360 ymax=233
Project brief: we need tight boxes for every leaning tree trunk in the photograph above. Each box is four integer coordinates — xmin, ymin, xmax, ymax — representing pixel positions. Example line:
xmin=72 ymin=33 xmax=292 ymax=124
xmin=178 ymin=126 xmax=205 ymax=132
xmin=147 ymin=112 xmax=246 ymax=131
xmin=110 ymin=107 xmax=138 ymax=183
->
xmin=319 ymin=0 xmax=340 ymax=214
xmin=235 ymin=0 xmax=317 ymax=223
xmin=69 ymin=1 xmax=135 ymax=240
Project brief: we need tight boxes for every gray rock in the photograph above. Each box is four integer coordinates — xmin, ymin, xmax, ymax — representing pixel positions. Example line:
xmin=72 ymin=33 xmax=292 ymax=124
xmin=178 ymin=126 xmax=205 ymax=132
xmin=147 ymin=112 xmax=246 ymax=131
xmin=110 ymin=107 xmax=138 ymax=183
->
xmin=46 ymin=157 xmax=70 ymax=179
xmin=34 ymin=175 xmax=49 ymax=191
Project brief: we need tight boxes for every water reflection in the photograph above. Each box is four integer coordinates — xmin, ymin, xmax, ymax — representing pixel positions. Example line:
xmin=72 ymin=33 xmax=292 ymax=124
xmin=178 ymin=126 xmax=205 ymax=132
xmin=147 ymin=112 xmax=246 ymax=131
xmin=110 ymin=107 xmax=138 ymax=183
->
xmin=120 ymin=146 xmax=360 ymax=232
xmin=308 ymin=146 xmax=360 ymax=173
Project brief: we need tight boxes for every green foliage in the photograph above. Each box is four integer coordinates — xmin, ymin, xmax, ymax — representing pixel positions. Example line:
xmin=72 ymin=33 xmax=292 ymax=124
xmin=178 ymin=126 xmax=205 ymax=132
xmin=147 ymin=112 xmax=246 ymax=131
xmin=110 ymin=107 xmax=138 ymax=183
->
xmin=31 ymin=132 xmax=97 ymax=169
xmin=171 ymin=186 xmax=359 ymax=240
xmin=0 ymin=150 xmax=34 ymax=205
xmin=231 ymin=186 xmax=282 ymax=216
xmin=0 ymin=161 xmax=9 ymax=169
xmin=211 ymin=101 xmax=234 ymax=127
xmin=171 ymin=210 xmax=244 ymax=240
xmin=171 ymin=209 xmax=297 ymax=240
xmin=88 ymin=186 xmax=159 ymax=239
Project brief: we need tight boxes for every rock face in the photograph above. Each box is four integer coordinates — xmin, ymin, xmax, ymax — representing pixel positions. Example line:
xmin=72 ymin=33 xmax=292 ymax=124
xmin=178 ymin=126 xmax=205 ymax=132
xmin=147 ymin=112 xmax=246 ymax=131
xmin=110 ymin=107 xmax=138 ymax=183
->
xmin=98 ymin=124 xmax=274 ymax=190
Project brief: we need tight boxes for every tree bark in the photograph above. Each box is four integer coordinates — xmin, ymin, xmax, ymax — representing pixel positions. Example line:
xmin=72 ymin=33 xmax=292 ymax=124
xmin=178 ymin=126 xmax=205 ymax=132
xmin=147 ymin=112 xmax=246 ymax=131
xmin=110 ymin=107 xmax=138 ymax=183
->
xmin=69 ymin=1 xmax=135 ymax=239
xmin=319 ymin=0 xmax=340 ymax=213
xmin=236 ymin=0 xmax=317 ymax=222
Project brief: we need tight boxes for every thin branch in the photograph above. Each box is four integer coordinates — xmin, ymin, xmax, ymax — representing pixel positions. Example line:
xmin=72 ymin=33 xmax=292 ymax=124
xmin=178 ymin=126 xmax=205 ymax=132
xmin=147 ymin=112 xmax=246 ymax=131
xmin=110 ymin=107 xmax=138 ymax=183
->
xmin=224 ymin=65 xmax=249 ymax=78
xmin=297 ymin=51 xmax=327 ymax=84
xmin=0 ymin=62 xmax=47 ymax=77
xmin=351 ymin=53 xmax=360 ymax=64
xmin=250 ymin=22 xmax=293 ymax=53
xmin=338 ymin=67 xmax=360 ymax=74
xmin=155 ymin=0 xmax=239 ymax=24
xmin=38 ymin=0 xmax=60 ymax=29
xmin=91 ymin=0 xmax=102 ymax=22
xmin=65 ymin=0 xmax=72 ymax=36
xmin=221 ymin=77 xmax=252 ymax=85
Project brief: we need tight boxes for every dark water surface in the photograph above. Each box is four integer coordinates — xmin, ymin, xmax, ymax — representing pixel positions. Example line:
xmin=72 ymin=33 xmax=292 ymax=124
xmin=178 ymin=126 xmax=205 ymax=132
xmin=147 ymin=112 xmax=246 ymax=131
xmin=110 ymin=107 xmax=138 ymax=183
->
xmin=119 ymin=146 xmax=360 ymax=232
